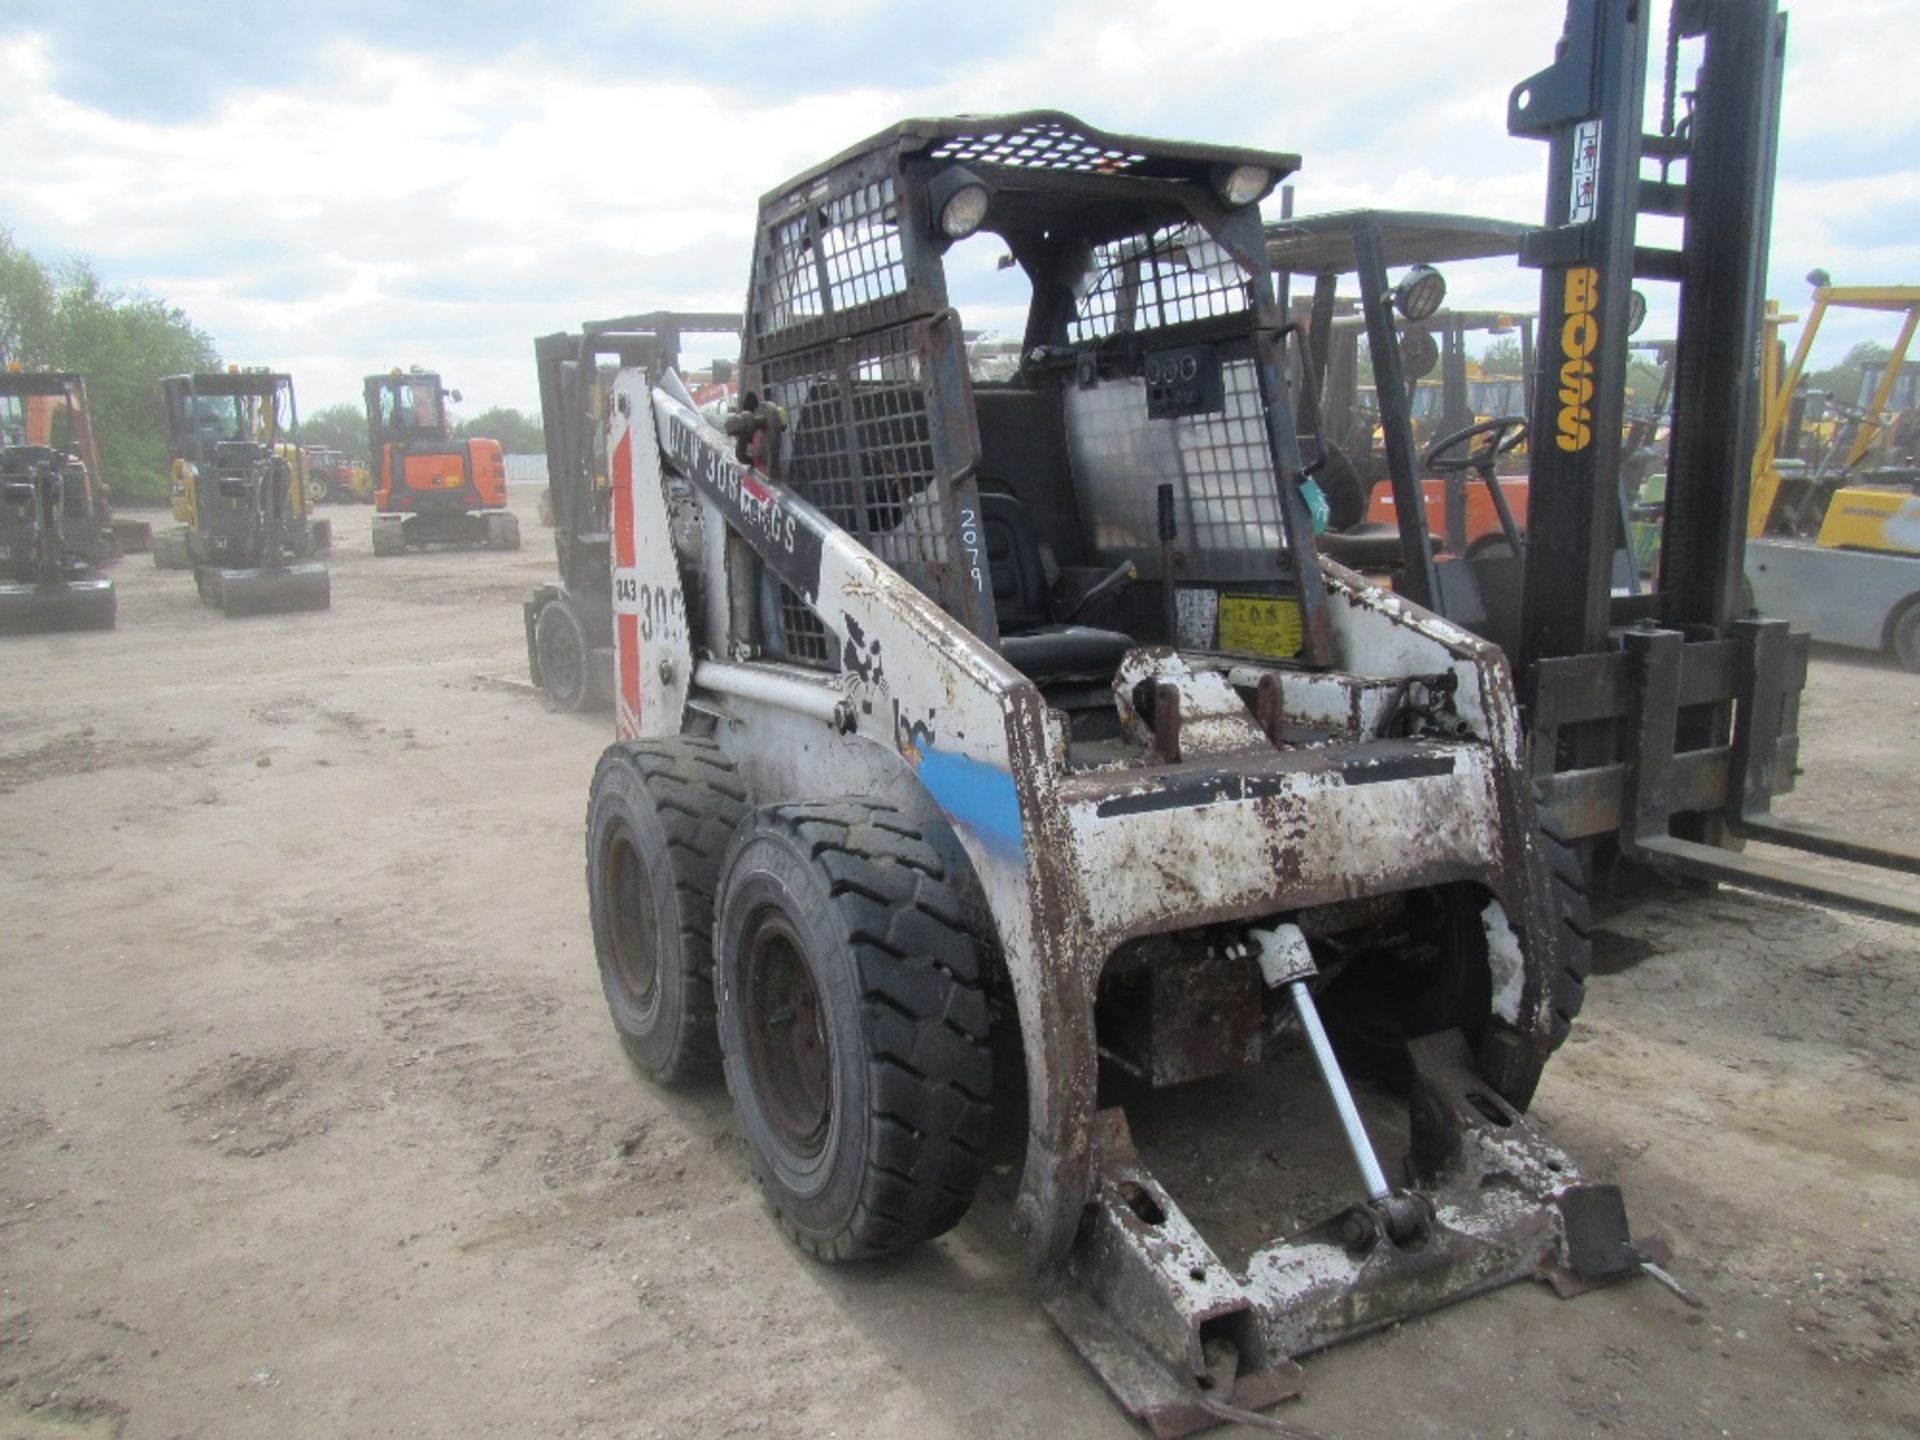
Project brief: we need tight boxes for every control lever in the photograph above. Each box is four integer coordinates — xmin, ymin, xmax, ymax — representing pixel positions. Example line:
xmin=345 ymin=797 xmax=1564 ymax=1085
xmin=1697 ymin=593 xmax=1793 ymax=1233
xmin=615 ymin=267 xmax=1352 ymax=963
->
xmin=1060 ymin=559 xmax=1137 ymax=623
xmin=1157 ymin=483 xmax=1179 ymax=646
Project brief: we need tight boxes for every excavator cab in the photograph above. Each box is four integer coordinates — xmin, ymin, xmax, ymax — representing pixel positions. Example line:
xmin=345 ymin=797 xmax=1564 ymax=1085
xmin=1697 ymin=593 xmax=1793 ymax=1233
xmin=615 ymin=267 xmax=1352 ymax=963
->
xmin=155 ymin=370 xmax=331 ymax=616
xmin=0 ymin=370 xmax=116 ymax=632
xmin=366 ymin=367 xmax=518 ymax=555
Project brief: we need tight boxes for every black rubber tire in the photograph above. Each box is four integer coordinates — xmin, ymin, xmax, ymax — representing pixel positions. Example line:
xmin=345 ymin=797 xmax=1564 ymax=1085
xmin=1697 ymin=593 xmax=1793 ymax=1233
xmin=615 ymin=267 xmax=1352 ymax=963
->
xmin=1316 ymin=883 xmax=1494 ymax=1090
xmin=1890 ymin=601 xmax=1920 ymax=673
xmin=371 ymin=520 xmax=405 ymax=557
xmin=1538 ymin=802 xmax=1593 ymax=1050
xmin=1315 ymin=443 xmax=1369 ymax=532
xmin=485 ymin=512 xmax=521 ymax=552
xmin=715 ymin=800 xmax=992 ymax=1261
xmin=586 ymin=737 xmax=746 ymax=1083
xmin=535 ymin=597 xmax=591 ymax=712
xmin=152 ymin=530 xmax=192 ymax=570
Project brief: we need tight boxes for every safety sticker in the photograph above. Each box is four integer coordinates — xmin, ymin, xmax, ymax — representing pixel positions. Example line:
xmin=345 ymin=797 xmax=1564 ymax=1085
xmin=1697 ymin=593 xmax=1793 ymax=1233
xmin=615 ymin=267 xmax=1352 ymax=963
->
xmin=1218 ymin=595 xmax=1303 ymax=658
xmin=1568 ymin=119 xmax=1602 ymax=224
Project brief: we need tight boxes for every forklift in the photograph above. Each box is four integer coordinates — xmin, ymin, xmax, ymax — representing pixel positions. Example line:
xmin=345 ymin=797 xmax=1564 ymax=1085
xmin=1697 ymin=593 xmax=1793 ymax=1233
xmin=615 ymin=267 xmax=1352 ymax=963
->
xmin=1269 ymin=214 xmax=1556 ymax=576
xmin=524 ymin=313 xmax=738 ymax=710
xmin=1274 ymin=2 xmax=1916 ymax=925
xmin=153 ymin=370 xmax=331 ymax=616
xmin=1745 ymin=281 xmax=1920 ymax=668
xmin=365 ymin=367 xmax=517 ymax=555
xmin=0 ymin=369 xmax=116 ymax=632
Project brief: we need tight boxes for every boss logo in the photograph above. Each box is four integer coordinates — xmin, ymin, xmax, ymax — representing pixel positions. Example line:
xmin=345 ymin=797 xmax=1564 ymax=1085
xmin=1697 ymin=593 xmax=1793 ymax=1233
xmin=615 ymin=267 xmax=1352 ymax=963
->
xmin=1556 ymin=266 xmax=1600 ymax=452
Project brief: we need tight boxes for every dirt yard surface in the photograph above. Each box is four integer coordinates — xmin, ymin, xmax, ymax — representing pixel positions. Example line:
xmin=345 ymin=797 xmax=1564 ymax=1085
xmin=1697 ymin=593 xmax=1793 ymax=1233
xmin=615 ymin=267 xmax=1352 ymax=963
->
xmin=3 ymin=499 xmax=1916 ymax=1440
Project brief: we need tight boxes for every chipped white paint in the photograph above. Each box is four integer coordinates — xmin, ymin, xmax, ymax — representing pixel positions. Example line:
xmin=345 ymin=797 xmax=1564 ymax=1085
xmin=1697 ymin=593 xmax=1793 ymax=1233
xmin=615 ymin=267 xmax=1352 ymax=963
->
xmin=1482 ymin=898 xmax=1526 ymax=1024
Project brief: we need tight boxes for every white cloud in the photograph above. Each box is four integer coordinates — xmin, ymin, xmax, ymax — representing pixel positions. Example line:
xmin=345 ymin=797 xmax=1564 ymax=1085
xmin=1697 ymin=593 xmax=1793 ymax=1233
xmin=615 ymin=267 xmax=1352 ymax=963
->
xmin=0 ymin=3 xmax=1916 ymax=416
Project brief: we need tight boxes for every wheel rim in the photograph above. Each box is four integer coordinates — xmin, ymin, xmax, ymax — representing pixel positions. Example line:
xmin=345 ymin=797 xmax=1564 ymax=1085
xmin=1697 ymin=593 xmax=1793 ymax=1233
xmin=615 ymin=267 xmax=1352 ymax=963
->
xmin=603 ymin=826 xmax=660 ymax=1015
xmin=541 ymin=612 xmax=584 ymax=701
xmin=742 ymin=909 xmax=831 ymax=1158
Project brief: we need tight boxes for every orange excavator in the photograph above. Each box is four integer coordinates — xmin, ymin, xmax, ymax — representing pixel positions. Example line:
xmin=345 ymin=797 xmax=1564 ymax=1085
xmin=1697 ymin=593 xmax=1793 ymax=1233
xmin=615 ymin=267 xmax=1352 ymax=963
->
xmin=364 ymin=367 xmax=518 ymax=555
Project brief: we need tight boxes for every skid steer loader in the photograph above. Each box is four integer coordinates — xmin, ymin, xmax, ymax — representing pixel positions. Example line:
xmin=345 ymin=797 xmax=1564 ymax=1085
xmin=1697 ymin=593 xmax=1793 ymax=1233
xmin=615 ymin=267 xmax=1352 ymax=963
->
xmin=583 ymin=111 xmax=1642 ymax=1434
xmin=154 ymin=370 xmax=331 ymax=616
xmin=0 ymin=369 xmax=116 ymax=632
xmin=365 ymin=367 xmax=518 ymax=555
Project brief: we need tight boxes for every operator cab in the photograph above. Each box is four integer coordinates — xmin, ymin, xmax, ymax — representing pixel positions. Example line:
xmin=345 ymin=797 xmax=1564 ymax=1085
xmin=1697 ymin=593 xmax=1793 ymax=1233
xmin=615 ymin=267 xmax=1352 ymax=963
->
xmin=0 ymin=375 xmax=106 ymax=531
xmin=370 ymin=371 xmax=453 ymax=439
xmin=740 ymin=113 xmax=1326 ymax=721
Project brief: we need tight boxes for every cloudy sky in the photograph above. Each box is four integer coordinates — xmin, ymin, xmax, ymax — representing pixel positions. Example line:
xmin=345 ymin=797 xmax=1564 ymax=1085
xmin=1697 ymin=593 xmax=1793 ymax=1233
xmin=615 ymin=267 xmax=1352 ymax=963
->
xmin=2 ymin=1 xmax=1915 ymax=419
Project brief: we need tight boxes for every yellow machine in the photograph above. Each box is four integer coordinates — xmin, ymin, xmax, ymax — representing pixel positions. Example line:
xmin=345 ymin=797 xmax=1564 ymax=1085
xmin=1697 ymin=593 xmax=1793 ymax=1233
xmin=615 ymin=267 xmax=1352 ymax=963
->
xmin=1750 ymin=282 xmax=1920 ymax=542
xmin=1745 ymin=281 xmax=1920 ymax=669
xmin=153 ymin=369 xmax=332 ymax=615
xmin=1817 ymin=484 xmax=1920 ymax=555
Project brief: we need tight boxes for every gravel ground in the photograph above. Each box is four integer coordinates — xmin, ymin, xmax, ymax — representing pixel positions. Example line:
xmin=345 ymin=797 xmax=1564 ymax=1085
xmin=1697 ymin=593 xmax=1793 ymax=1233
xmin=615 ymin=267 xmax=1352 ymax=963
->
xmin=2 ymin=501 xmax=1915 ymax=1439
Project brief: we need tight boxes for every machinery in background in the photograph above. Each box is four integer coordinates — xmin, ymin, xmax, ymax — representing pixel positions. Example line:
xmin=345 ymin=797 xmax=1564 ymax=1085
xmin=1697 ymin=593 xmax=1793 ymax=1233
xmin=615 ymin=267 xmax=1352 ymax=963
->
xmin=1272 ymin=212 xmax=1543 ymax=570
xmin=306 ymin=446 xmax=373 ymax=504
xmin=1746 ymin=281 xmax=1920 ymax=668
xmin=524 ymin=313 xmax=738 ymax=710
xmin=0 ymin=369 xmax=116 ymax=631
xmin=1316 ymin=0 xmax=1916 ymax=924
xmin=153 ymin=370 xmax=331 ymax=616
xmin=365 ymin=367 xmax=517 ymax=555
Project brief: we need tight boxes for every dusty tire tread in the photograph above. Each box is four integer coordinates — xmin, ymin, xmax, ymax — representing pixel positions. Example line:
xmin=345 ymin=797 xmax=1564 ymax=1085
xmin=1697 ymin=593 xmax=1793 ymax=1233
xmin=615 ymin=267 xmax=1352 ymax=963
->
xmin=719 ymin=800 xmax=993 ymax=1261
xmin=587 ymin=737 xmax=746 ymax=1081
xmin=1536 ymin=800 xmax=1593 ymax=1047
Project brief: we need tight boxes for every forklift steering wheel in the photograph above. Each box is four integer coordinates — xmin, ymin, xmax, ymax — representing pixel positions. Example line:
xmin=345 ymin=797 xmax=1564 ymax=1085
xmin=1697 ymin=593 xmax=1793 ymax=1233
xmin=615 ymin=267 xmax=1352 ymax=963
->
xmin=1424 ymin=415 xmax=1530 ymax=476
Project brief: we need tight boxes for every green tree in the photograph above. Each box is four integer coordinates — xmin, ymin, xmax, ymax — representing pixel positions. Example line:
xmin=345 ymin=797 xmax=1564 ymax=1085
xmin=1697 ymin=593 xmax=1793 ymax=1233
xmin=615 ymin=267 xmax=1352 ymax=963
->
xmin=48 ymin=262 xmax=218 ymax=502
xmin=455 ymin=405 xmax=544 ymax=454
xmin=302 ymin=402 xmax=369 ymax=462
xmin=0 ymin=228 xmax=55 ymax=365
xmin=1805 ymin=341 xmax=1893 ymax=405
xmin=1479 ymin=336 xmax=1524 ymax=376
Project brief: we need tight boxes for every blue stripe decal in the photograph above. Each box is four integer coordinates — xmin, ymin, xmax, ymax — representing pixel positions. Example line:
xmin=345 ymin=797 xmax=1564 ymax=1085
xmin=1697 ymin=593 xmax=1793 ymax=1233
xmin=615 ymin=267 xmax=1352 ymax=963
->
xmin=913 ymin=745 xmax=1025 ymax=862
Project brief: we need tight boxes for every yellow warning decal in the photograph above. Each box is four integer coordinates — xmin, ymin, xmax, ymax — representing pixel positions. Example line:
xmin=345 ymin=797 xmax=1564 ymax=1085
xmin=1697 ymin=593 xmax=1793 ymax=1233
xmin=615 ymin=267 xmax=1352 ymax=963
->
xmin=1217 ymin=595 xmax=1303 ymax=658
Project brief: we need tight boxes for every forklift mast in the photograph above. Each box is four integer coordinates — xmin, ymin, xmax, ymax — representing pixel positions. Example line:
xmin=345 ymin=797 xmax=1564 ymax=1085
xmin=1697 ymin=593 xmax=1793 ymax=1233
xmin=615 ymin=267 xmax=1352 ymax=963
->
xmin=535 ymin=313 xmax=739 ymax=597
xmin=1512 ymin=0 xmax=1783 ymax=669
xmin=1511 ymin=0 xmax=1919 ymax=923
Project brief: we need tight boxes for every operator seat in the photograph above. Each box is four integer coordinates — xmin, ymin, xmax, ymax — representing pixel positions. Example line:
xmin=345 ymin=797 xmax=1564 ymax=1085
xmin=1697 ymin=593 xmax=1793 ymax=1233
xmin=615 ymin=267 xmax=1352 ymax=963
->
xmin=980 ymin=490 xmax=1134 ymax=684
xmin=1317 ymin=521 xmax=1410 ymax=569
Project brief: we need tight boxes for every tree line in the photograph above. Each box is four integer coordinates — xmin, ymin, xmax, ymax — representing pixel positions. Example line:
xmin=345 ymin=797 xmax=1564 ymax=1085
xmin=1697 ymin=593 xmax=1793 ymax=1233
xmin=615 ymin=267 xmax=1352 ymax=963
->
xmin=0 ymin=226 xmax=544 ymax=503
xmin=1 ymin=228 xmax=219 ymax=502
xmin=302 ymin=402 xmax=544 ymax=464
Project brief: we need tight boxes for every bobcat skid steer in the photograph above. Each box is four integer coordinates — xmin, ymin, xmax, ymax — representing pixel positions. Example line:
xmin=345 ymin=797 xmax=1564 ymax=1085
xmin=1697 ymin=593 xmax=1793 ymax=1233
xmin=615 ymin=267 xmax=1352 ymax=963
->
xmin=585 ymin=112 xmax=1637 ymax=1435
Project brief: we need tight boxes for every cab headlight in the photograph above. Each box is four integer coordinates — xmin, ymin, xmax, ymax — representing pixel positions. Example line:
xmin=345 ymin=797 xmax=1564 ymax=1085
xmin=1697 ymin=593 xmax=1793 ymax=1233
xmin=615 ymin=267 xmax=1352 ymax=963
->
xmin=1213 ymin=163 xmax=1274 ymax=208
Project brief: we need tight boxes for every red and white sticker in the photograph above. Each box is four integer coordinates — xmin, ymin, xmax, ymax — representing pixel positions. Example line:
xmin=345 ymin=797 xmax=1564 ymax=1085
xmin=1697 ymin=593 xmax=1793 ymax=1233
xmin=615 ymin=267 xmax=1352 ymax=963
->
xmin=1567 ymin=119 xmax=1602 ymax=225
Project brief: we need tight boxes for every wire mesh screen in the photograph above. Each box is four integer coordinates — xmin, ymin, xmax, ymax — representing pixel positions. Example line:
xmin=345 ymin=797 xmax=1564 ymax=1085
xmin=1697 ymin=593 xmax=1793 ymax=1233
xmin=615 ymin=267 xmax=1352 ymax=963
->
xmin=1064 ymin=357 xmax=1285 ymax=578
xmin=760 ymin=323 xmax=954 ymax=577
xmin=749 ymin=177 xmax=908 ymax=356
xmin=822 ymin=180 xmax=907 ymax=312
xmin=752 ymin=212 xmax=825 ymax=337
xmin=778 ymin=581 xmax=836 ymax=668
xmin=1068 ymin=225 xmax=1256 ymax=344
xmin=927 ymin=119 xmax=1149 ymax=175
